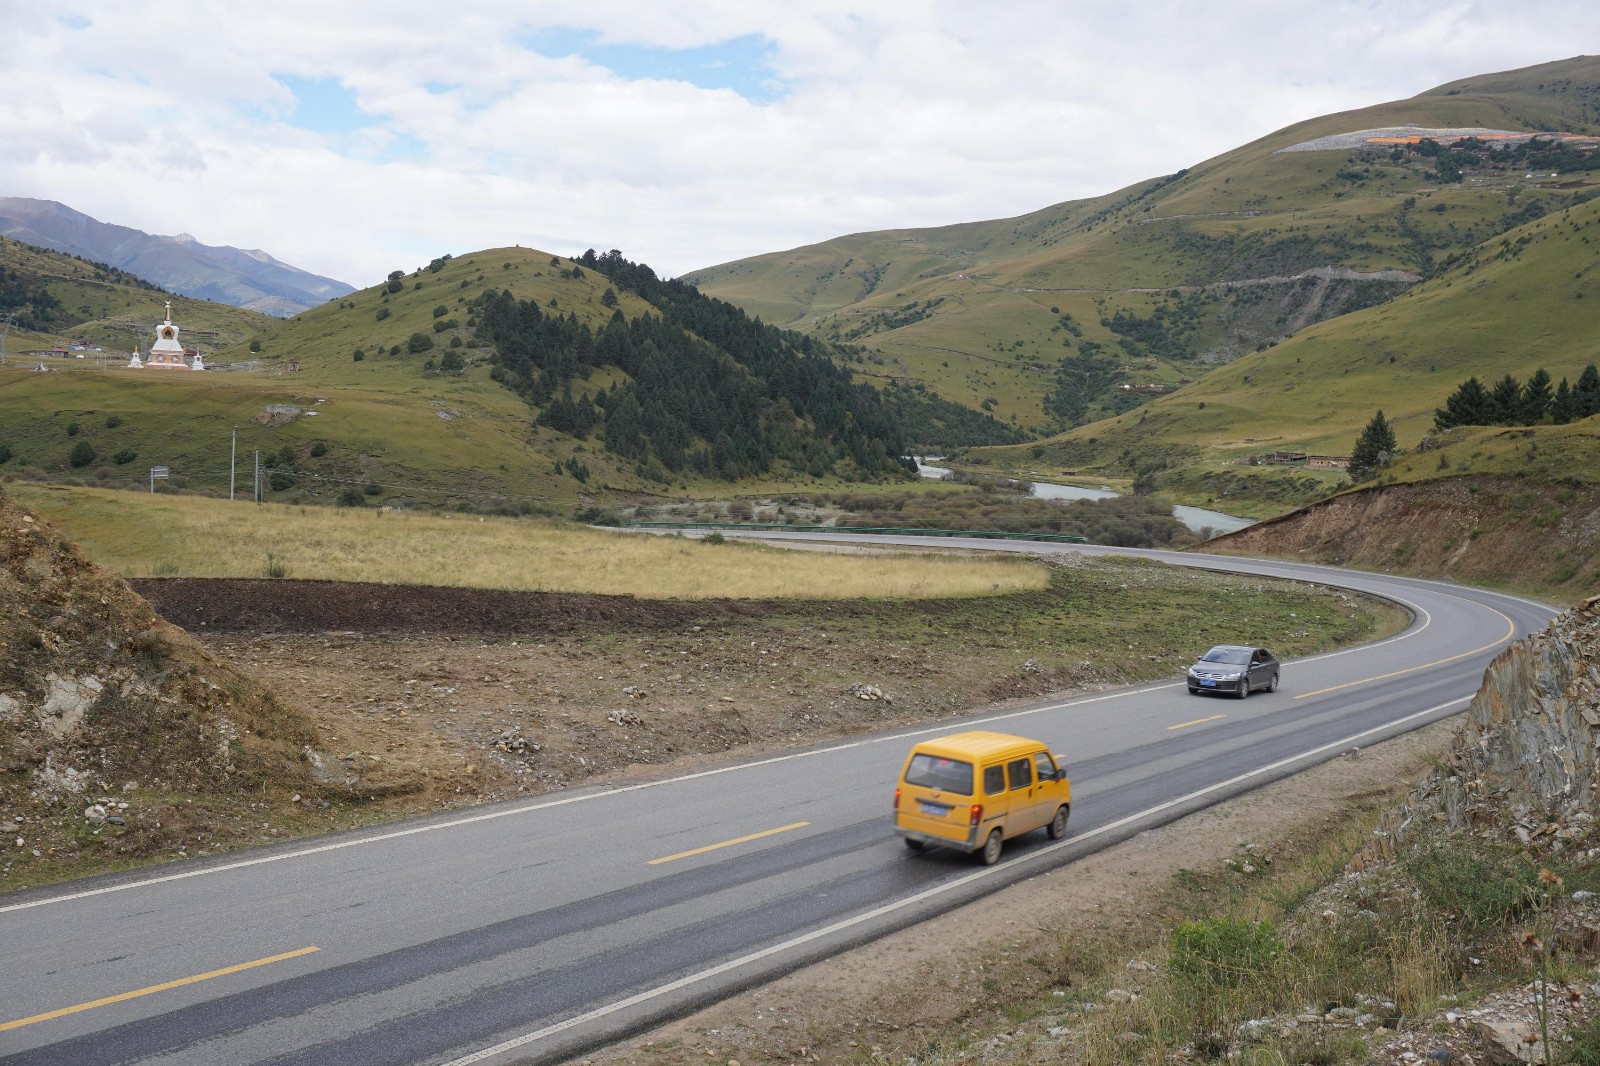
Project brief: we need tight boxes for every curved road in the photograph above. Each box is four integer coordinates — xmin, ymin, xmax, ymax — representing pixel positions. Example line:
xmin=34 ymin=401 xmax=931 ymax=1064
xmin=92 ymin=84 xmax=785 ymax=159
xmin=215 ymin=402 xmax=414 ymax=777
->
xmin=0 ymin=537 xmax=1557 ymax=1065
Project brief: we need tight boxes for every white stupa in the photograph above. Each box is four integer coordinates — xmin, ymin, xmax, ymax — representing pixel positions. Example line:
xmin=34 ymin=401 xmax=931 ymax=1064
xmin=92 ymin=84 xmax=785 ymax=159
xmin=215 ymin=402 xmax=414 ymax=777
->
xmin=143 ymin=301 xmax=197 ymax=369
xmin=127 ymin=347 xmax=143 ymax=368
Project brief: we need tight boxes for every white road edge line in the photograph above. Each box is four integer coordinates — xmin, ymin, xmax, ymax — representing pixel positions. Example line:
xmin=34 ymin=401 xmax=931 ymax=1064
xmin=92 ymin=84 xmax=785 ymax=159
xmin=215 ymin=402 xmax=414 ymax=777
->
xmin=439 ymin=695 xmax=1470 ymax=1066
xmin=0 ymin=682 xmax=1178 ymax=915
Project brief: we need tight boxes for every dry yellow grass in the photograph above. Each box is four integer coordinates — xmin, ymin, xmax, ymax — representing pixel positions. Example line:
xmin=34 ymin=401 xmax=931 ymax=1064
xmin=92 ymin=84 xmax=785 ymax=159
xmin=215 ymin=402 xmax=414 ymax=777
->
xmin=7 ymin=483 xmax=1049 ymax=600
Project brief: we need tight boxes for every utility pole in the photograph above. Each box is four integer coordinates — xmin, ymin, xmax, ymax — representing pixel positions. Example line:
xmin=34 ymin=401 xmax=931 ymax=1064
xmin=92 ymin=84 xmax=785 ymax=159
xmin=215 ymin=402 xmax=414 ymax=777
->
xmin=254 ymin=449 xmax=261 ymax=503
xmin=230 ymin=426 xmax=237 ymax=500
xmin=0 ymin=313 xmax=12 ymax=366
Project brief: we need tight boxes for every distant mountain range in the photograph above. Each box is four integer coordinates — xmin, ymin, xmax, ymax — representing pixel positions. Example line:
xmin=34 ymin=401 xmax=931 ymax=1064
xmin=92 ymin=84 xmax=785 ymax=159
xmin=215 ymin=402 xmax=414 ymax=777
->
xmin=0 ymin=197 xmax=354 ymax=316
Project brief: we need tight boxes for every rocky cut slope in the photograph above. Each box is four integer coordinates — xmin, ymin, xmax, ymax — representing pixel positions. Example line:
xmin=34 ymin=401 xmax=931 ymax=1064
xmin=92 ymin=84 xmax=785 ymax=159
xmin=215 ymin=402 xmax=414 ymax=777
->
xmin=1367 ymin=592 xmax=1600 ymax=861
xmin=0 ymin=486 xmax=322 ymax=887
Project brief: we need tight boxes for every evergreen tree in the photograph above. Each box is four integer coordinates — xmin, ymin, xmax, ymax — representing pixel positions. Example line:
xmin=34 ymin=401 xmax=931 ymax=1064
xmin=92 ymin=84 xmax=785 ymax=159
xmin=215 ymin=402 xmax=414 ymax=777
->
xmin=1486 ymin=374 xmax=1523 ymax=425
xmin=1433 ymin=376 xmax=1492 ymax=430
xmin=1552 ymin=378 xmax=1575 ymax=425
xmin=1519 ymin=367 xmax=1553 ymax=425
xmin=1348 ymin=410 xmax=1397 ymax=482
xmin=1575 ymin=363 xmax=1600 ymax=420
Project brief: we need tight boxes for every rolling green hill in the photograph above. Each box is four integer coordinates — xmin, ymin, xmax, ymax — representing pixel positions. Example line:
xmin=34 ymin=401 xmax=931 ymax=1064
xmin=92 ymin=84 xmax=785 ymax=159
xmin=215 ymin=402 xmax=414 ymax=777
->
xmin=965 ymin=192 xmax=1600 ymax=517
xmin=2 ymin=244 xmax=1007 ymax=509
xmin=687 ymin=56 xmax=1600 ymax=434
xmin=0 ymin=234 xmax=271 ymax=358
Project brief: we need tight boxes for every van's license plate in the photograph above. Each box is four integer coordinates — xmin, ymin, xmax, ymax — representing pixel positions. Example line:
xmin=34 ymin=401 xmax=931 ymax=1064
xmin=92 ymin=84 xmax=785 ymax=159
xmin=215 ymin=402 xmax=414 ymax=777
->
xmin=919 ymin=801 xmax=951 ymax=816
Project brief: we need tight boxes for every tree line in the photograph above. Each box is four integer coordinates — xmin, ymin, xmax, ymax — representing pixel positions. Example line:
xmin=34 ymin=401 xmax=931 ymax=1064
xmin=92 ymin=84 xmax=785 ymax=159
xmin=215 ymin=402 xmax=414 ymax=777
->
xmin=1433 ymin=364 xmax=1600 ymax=431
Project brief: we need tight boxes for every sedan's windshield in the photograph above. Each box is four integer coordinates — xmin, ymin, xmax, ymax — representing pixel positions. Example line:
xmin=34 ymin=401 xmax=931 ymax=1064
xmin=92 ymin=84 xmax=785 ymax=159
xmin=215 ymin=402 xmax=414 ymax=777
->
xmin=1201 ymin=647 xmax=1252 ymax=665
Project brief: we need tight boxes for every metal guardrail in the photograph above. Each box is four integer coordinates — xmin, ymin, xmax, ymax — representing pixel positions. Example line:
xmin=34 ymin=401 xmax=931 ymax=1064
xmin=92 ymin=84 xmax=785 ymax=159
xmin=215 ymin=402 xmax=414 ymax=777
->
xmin=626 ymin=521 xmax=1088 ymax=543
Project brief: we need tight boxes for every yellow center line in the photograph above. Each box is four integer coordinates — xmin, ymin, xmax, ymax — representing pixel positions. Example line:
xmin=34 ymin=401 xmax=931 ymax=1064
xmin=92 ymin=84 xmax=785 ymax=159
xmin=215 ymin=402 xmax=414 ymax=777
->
xmin=648 ymin=822 xmax=810 ymax=866
xmin=1169 ymin=714 xmax=1226 ymax=731
xmin=1295 ymin=605 xmax=1517 ymax=699
xmin=0 ymin=946 xmax=321 ymax=1033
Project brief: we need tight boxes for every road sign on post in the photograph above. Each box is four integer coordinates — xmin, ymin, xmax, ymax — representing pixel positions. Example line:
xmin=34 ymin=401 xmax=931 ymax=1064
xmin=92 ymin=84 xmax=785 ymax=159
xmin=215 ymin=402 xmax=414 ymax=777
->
xmin=149 ymin=466 xmax=169 ymax=494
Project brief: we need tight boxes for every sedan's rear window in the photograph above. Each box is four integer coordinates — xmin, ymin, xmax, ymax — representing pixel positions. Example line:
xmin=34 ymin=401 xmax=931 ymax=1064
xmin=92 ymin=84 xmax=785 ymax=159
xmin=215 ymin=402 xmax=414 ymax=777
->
xmin=905 ymin=754 xmax=974 ymax=795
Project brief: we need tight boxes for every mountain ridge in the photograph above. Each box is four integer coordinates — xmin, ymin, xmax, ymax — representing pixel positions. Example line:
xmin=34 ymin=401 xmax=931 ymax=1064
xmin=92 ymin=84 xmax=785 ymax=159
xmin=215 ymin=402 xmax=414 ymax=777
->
xmin=0 ymin=197 xmax=354 ymax=317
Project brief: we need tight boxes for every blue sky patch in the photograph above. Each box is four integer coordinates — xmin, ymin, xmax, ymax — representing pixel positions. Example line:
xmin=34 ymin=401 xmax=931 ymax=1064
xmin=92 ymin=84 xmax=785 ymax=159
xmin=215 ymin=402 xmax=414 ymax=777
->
xmin=520 ymin=28 xmax=783 ymax=103
xmin=58 ymin=13 xmax=91 ymax=29
xmin=274 ymin=74 xmax=377 ymax=133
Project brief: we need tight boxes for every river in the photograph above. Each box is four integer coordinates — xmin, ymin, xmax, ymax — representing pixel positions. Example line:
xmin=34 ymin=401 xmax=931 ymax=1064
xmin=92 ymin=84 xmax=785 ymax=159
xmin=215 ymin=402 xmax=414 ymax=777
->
xmin=913 ymin=460 xmax=1254 ymax=537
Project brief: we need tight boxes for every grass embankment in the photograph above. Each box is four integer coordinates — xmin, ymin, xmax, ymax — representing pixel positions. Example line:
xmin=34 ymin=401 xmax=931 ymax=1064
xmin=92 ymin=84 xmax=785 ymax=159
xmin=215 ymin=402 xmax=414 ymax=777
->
xmin=7 ymin=483 xmax=1049 ymax=600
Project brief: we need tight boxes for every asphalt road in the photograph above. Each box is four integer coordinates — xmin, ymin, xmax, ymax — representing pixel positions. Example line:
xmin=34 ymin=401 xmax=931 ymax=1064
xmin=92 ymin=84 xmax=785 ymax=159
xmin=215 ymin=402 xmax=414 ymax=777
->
xmin=0 ymin=537 xmax=1557 ymax=1066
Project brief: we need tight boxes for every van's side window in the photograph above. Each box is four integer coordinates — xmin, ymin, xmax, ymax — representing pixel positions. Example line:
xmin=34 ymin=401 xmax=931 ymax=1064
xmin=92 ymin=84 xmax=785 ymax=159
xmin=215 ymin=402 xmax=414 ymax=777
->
xmin=1007 ymin=757 xmax=1033 ymax=791
xmin=983 ymin=765 xmax=1005 ymax=796
xmin=1033 ymin=751 xmax=1058 ymax=781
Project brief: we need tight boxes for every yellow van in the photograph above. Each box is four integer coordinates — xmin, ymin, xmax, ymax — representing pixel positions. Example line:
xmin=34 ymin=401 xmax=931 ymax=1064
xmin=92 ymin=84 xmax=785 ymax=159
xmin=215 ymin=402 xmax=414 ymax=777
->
xmin=892 ymin=730 xmax=1071 ymax=865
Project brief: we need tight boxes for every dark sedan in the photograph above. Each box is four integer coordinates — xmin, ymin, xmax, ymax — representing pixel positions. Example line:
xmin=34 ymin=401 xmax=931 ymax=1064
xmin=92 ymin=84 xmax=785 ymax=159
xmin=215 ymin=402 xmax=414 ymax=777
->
xmin=1186 ymin=645 xmax=1279 ymax=698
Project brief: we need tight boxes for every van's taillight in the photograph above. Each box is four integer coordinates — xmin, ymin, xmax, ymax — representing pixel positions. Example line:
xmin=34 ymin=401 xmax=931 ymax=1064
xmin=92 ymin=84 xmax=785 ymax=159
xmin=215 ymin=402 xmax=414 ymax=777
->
xmin=893 ymin=787 xmax=901 ymax=810
xmin=969 ymin=804 xmax=983 ymax=826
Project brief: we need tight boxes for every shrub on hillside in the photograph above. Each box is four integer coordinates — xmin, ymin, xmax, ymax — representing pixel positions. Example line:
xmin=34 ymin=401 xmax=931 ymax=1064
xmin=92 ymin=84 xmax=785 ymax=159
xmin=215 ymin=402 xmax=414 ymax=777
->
xmin=406 ymin=332 xmax=433 ymax=354
xmin=68 ymin=441 xmax=96 ymax=467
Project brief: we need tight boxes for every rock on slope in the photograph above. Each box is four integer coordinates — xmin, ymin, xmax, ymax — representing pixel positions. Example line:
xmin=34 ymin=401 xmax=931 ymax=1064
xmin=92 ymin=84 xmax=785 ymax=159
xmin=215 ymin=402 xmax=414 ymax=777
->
xmin=1367 ymin=592 xmax=1600 ymax=860
xmin=0 ymin=486 xmax=321 ymax=882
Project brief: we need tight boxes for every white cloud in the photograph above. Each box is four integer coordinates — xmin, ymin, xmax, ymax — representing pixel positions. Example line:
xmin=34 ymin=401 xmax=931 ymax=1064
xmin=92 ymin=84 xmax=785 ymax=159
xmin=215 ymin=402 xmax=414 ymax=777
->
xmin=3 ymin=1 xmax=1599 ymax=287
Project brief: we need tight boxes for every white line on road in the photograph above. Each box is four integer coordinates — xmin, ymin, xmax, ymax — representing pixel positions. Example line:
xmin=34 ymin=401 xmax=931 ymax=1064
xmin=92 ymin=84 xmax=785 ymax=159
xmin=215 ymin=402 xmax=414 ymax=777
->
xmin=440 ymin=695 xmax=1471 ymax=1065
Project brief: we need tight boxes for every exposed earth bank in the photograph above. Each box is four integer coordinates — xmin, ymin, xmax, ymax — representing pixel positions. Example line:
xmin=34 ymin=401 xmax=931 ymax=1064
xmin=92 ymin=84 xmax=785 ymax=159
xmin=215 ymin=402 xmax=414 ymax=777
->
xmin=1209 ymin=474 xmax=1600 ymax=600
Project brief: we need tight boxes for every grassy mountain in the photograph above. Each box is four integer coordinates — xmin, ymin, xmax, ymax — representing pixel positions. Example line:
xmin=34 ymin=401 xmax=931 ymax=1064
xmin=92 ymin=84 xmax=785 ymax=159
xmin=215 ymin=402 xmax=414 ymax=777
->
xmin=687 ymin=56 xmax=1600 ymax=434
xmin=0 ymin=233 xmax=271 ymax=356
xmin=966 ymin=191 xmax=1600 ymax=517
xmin=0 ymin=198 xmax=354 ymax=316
xmin=2 ymin=245 xmax=993 ymax=509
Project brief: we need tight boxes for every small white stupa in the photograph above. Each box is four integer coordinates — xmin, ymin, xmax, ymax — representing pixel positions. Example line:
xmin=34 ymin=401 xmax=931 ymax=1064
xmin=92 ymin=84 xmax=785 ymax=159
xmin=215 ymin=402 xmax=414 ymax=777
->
xmin=127 ymin=347 xmax=143 ymax=369
xmin=143 ymin=301 xmax=199 ymax=369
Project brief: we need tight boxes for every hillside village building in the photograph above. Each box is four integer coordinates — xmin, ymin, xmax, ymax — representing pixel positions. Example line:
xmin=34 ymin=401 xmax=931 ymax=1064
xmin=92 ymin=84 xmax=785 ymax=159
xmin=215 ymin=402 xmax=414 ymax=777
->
xmin=128 ymin=301 xmax=203 ymax=370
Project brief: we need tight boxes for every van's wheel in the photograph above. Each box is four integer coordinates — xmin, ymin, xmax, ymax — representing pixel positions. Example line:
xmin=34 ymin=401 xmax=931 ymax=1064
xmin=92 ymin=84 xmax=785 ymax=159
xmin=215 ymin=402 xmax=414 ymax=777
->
xmin=979 ymin=828 xmax=1003 ymax=866
xmin=1048 ymin=804 xmax=1070 ymax=840
xmin=903 ymin=838 xmax=924 ymax=851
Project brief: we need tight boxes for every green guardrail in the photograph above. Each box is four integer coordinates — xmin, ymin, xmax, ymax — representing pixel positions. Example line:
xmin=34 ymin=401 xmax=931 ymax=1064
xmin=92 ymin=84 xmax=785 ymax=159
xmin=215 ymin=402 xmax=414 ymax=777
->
xmin=626 ymin=521 xmax=1087 ymax=544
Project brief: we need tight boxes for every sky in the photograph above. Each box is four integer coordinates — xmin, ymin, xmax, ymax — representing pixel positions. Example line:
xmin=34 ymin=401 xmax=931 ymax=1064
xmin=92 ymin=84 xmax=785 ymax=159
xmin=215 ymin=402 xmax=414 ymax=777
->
xmin=4 ymin=2 xmax=1599 ymax=289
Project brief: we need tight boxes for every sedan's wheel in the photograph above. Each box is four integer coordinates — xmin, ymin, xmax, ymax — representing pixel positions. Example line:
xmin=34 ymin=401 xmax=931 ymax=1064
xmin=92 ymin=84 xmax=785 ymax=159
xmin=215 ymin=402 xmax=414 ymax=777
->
xmin=979 ymin=828 xmax=1003 ymax=866
xmin=904 ymin=837 xmax=924 ymax=851
xmin=1047 ymin=804 xmax=1070 ymax=840
xmin=1267 ymin=671 xmax=1279 ymax=693
xmin=1237 ymin=678 xmax=1250 ymax=699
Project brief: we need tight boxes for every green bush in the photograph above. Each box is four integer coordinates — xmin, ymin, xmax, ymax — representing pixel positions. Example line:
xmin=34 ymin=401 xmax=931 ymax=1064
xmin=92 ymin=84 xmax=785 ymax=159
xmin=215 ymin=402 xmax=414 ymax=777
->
xmin=1170 ymin=918 xmax=1283 ymax=989
xmin=432 ymin=304 xmax=449 ymax=318
xmin=406 ymin=332 xmax=434 ymax=354
xmin=104 ymin=414 xmax=123 ymax=428
xmin=0 ymin=442 xmax=11 ymax=464
xmin=573 ymin=505 xmax=622 ymax=526
xmin=68 ymin=441 xmax=97 ymax=467
xmin=66 ymin=422 xmax=81 ymax=436
xmin=268 ymin=470 xmax=295 ymax=491
xmin=352 ymin=348 xmax=365 ymax=362
xmin=375 ymin=307 xmax=390 ymax=321
xmin=310 ymin=441 xmax=328 ymax=457
xmin=112 ymin=448 xmax=138 ymax=465
xmin=1401 ymin=835 xmax=1543 ymax=933
xmin=336 ymin=487 xmax=365 ymax=507
xmin=363 ymin=482 xmax=382 ymax=496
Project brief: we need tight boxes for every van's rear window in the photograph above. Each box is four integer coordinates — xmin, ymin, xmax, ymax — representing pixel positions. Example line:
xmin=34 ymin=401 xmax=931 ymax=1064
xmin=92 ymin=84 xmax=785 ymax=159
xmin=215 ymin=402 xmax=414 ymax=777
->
xmin=905 ymin=754 xmax=974 ymax=795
